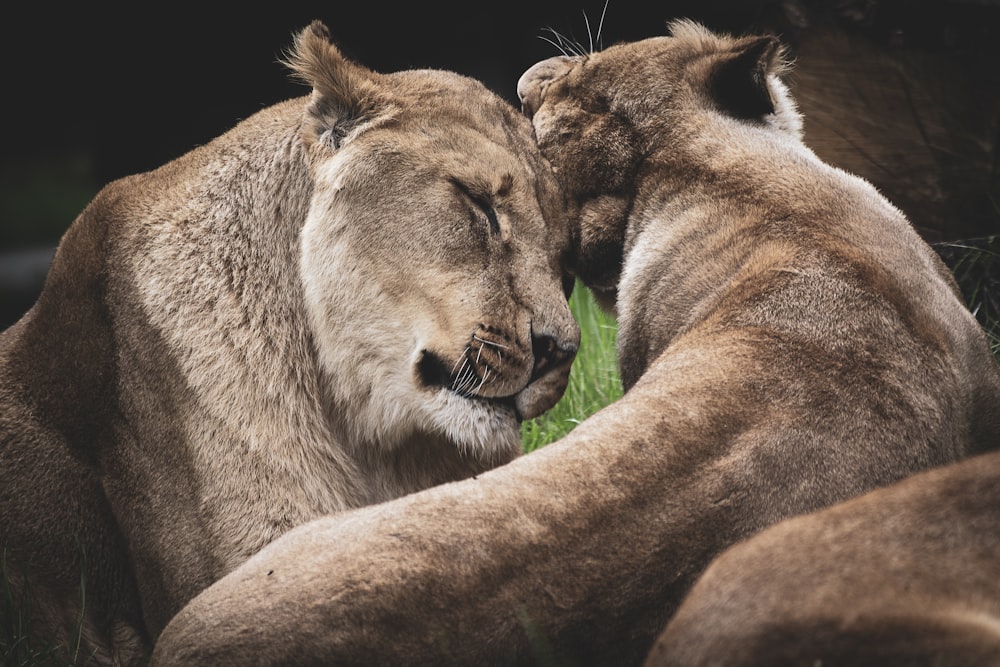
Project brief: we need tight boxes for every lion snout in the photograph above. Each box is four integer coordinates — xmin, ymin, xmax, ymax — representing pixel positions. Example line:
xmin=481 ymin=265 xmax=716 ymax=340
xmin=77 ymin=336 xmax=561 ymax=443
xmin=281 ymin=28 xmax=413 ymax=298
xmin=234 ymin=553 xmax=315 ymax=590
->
xmin=514 ymin=366 xmax=571 ymax=421
xmin=512 ymin=328 xmax=578 ymax=421
xmin=529 ymin=331 xmax=577 ymax=383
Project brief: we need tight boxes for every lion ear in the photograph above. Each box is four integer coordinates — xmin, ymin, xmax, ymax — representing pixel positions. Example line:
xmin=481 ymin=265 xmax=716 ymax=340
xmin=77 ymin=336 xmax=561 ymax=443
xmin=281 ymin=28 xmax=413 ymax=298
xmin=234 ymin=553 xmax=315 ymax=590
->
xmin=283 ymin=20 xmax=386 ymax=149
xmin=708 ymin=35 xmax=782 ymax=120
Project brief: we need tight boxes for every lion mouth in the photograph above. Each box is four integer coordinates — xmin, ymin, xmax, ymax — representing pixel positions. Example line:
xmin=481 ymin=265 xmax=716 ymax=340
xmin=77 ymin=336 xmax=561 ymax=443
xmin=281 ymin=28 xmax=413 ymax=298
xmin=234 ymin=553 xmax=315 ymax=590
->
xmin=416 ymin=349 xmax=523 ymax=419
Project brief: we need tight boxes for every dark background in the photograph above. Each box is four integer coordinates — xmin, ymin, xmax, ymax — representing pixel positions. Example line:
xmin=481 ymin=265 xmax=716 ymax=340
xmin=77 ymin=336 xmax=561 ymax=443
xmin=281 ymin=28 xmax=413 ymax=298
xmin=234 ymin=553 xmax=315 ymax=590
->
xmin=2 ymin=0 xmax=999 ymax=328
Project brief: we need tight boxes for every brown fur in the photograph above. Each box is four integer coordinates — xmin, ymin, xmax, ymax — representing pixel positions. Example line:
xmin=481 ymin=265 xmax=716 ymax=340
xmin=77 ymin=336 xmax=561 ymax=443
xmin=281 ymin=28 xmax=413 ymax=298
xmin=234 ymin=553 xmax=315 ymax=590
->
xmin=648 ymin=449 xmax=1000 ymax=666
xmin=150 ymin=22 xmax=1000 ymax=666
xmin=0 ymin=21 xmax=578 ymax=664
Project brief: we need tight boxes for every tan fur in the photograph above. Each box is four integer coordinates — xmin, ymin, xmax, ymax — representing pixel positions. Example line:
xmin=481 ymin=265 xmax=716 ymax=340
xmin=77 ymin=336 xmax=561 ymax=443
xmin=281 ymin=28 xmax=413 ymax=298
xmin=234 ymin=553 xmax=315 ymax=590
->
xmin=150 ymin=22 xmax=1000 ymax=666
xmin=648 ymin=449 xmax=1000 ymax=666
xmin=0 ymin=21 xmax=578 ymax=664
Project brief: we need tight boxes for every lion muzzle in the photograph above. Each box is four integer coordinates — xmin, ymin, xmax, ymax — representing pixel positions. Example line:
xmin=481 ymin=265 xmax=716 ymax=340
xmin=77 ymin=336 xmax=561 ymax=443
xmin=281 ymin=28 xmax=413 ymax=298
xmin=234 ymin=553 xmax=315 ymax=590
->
xmin=515 ymin=330 xmax=578 ymax=420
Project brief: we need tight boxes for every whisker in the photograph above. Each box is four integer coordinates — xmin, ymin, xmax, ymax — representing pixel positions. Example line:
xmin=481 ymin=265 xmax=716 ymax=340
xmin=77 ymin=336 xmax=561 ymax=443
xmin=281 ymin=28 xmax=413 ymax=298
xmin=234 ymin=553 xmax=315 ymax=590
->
xmin=566 ymin=28 xmax=588 ymax=57
xmin=542 ymin=27 xmax=586 ymax=57
xmin=472 ymin=335 xmax=511 ymax=350
xmin=460 ymin=357 xmax=472 ymax=381
xmin=474 ymin=368 xmax=492 ymax=395
xmin=583 ymin=9 xmax=593 ymax=54
xmin=451 ymin=346 xmax=471 ymax=378
xmin=457 ymin=363 xmax=482 ymax=396
xmin=454 ymin=372 xmax=471 ymax=396
xmin=545 ymin=26 xmax=568 ymax=49
xmin=595 ymin=0 xmax=610 ymax=52
xmin=451 ymin=357 xmax=470 ymax=392
xmin=539 ymin=32 xmax=569 ymax=56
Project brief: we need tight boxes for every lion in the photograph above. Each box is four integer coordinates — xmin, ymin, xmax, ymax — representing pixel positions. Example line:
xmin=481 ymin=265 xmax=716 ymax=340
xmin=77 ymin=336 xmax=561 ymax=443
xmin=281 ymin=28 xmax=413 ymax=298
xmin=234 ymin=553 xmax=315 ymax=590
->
xmin=645 ymin=451 xmax=1000 ymax=666
xmin=0 ymin=20 xmax=579 ymax=665
xmin=150 ymin=20 xmax=1000 ymax=666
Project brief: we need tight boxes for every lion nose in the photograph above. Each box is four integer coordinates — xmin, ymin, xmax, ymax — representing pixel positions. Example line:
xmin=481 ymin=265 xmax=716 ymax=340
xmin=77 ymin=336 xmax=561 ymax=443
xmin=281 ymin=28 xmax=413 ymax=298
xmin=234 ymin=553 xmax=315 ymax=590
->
xmin=529 ymin=331 xmax=578 ymax=382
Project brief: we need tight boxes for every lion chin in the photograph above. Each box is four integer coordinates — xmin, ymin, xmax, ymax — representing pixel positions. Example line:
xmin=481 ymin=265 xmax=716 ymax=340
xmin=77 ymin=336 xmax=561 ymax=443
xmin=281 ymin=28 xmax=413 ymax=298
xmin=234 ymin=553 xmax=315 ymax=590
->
xmin=412 ymin=337 xmax=575 ymax=457
xmin=426 ymin=390 xmax=522 ymax=459
xmin=424 ymin=373 xmax=572 ymax=458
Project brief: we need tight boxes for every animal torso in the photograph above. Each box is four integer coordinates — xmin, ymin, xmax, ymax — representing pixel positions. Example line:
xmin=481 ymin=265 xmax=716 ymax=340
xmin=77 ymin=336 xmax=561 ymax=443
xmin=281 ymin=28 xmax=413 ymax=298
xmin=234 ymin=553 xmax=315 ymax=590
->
xmin=0 ymin=21 xmax=578 ymax=664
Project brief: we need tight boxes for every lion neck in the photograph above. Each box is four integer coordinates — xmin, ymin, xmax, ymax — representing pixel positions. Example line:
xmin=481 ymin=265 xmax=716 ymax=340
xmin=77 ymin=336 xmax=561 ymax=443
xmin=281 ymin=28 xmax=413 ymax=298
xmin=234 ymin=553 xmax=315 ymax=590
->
xmin=612 ymin=111 xmax=896 ymax=389
xmin=341 ymin=430 xmax=501 ymax=505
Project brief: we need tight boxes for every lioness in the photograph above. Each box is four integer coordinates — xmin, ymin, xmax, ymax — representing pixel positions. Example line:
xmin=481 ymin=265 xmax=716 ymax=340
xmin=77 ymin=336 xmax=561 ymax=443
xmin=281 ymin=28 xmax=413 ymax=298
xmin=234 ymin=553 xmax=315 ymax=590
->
xmin=0 ymin=20 xmax=578 ymax=664
xmin=646 ymin=448 xmax=1000 ymax=666
xmin=151 ymin=21 xmax=1000 ymax=666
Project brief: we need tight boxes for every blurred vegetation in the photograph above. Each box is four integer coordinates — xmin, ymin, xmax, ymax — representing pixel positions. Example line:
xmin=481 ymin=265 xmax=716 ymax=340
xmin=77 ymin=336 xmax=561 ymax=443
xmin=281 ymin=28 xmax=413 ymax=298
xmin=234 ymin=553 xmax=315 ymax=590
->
xmin=0 ymin=156 xmax=97 ymax=251
xmin=521 ymin=282 xmax=623 ymax=452
xmin=935 ymin=236 xmax=1000 ymax=356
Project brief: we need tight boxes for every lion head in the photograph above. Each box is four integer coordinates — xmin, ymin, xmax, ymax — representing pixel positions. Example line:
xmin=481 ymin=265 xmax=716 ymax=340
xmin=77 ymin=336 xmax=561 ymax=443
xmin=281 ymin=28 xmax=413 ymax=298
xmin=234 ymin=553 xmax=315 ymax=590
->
xmin=516 ymin=20 xmax=802 ymax=310
xmin=288 ymin=22 xmax=579 ymax=459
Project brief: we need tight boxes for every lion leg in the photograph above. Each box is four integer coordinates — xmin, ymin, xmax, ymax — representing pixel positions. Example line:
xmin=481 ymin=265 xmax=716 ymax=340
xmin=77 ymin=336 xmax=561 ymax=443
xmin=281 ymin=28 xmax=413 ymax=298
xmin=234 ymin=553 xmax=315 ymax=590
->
xmin=1 ymin=410 xmax=149 ymax=665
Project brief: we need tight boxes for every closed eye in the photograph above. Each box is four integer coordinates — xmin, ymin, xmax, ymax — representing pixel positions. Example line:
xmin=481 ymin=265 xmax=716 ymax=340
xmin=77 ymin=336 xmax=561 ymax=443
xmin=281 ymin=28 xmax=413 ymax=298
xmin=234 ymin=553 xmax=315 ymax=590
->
xmin=476 ymin=197 xmax=500 ymax=235
xmin=452 ymin=180 xmax=500 ymax=235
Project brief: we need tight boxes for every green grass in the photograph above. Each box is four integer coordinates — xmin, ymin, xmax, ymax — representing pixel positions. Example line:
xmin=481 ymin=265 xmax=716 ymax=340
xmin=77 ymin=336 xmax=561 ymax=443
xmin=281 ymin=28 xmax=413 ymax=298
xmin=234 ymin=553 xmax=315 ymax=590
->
xmin=1 ymin=544 xmax=98 ymax=667
xmin=935 ymin=236 xmax=999 ymax=357
xmin=520 ymin=281 xmax=623 ymax=452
